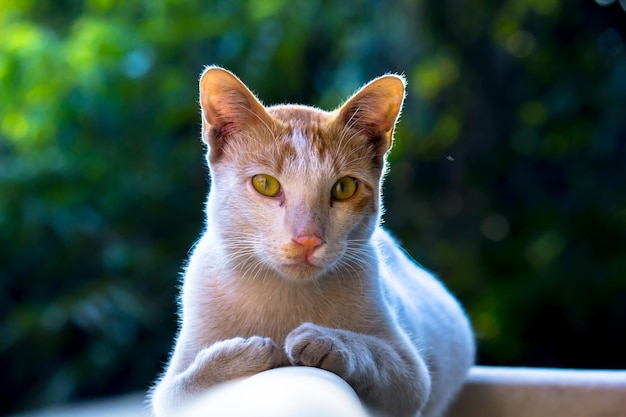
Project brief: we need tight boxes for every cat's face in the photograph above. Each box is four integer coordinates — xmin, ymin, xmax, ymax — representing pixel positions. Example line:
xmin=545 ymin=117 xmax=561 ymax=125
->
xmin=200 ymin=67 xmax=405 ymax=282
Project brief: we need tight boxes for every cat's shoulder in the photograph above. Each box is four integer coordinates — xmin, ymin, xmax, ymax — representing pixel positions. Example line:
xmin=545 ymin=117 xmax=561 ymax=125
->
xmin=373 ymin=227 xmax=441 ymax=289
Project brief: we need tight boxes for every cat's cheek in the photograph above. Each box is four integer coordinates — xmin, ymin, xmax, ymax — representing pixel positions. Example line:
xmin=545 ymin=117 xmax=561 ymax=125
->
xmin=332 ymin=195 xmax=376 ymax=230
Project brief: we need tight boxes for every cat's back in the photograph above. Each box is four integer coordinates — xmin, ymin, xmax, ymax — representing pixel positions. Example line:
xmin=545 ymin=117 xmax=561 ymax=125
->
xmin=374 ymin=227 xmax=475 ymax=417
xmin=374 ymin=227 xmax=474 ymax=361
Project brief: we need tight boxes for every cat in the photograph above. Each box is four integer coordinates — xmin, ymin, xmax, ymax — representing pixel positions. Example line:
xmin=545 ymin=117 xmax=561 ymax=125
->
xmin=149 ymin=66 xmax=475 ymax=417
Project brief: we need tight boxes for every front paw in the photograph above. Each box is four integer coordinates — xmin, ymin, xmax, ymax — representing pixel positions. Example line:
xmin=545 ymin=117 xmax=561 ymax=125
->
xmin=194 ymin=336 xmax=281 ymax=382
xmin=284 ymin=323 xmax=354 ymax=377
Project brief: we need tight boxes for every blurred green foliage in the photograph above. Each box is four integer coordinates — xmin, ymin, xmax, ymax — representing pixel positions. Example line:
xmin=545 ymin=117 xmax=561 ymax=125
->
xmin=1 ymin=0 xmax=625 ymax=414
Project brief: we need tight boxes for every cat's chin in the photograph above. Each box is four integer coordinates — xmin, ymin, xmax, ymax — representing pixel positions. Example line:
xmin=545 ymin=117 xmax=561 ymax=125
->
xmin=277 ymin=262 xmax=327 ymax=282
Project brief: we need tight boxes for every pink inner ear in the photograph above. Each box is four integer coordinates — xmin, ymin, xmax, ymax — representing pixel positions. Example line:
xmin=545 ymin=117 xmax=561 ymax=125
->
xmin=381 ymin=102 xmax=402 ymax=132
xmin=337 ymin=77 xmax=405 ymax=141
xmin=202 ymin=89 xmax=247 ymax=129
xmin=199 ymin=69 xmax=277 ymax=161
xmin=200 ymin=67 xmax=272 ymax=131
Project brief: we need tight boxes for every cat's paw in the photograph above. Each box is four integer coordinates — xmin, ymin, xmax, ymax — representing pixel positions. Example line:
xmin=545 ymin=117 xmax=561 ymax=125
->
xmin=194 ymin=336 xmax=282 ymax=382
xmin=285 ymin=322 xmax=354 ymax=377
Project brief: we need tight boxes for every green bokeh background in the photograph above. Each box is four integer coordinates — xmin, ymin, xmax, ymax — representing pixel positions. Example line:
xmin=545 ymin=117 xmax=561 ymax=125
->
xmin=1 ymin=0 xmax=625 ymax=414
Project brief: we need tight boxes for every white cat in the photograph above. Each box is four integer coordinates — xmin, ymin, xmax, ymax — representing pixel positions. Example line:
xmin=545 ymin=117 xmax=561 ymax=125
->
xmin=150 ymin=66 xmax=475 ymax=417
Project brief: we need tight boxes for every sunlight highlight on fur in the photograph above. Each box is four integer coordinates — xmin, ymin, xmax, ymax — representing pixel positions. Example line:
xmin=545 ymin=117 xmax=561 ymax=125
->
xmin=151 ymin=67 xmax=474 ymax=417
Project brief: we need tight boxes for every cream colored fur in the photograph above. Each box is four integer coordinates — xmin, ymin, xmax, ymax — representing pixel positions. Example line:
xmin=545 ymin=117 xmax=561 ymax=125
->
xmin=150 ymin=66 xmax=475 ymax=417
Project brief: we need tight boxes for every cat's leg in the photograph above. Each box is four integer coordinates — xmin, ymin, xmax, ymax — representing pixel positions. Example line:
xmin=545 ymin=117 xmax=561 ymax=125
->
xmin=285 ymin=322 xmax=430 ymax=417
xmin=151 ymin=336 xmax=282 ymax=417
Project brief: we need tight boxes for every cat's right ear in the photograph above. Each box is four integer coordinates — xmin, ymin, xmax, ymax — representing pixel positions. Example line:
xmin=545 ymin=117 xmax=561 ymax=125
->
xmin=335 ymin=74 xmax=406 ymax=159
xmin=199 ymin=66 xmax=273 ymax=159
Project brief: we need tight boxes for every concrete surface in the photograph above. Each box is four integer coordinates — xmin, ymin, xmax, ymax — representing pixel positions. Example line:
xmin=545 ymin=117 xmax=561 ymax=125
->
xmin=9 ymin=366 xmax=626 ymax=417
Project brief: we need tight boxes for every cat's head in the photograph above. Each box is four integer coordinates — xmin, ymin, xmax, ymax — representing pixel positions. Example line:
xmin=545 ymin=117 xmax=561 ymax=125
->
xmin=199 ymin=66 xmax=405 ymax=282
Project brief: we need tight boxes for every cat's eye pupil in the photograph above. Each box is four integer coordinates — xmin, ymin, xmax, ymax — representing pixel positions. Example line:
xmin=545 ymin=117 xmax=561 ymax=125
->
xmin=252 ymin=174 xmax=280 ymax=197
xmin=332 ymin=176 xmax=358 ymax=201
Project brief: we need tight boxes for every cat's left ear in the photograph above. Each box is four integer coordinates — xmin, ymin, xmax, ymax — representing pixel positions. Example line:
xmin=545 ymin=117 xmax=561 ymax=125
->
xmin=199 ymin=66 xmax=274 ymax=161
xmin=335 ymin=74 xmax=406 ymax=154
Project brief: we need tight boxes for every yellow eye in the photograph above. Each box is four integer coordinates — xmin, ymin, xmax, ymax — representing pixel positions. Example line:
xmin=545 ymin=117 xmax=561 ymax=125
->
xmin=252 ymin=174 xmax=281 ymax=197
xmin=331 ymin=176 xmax=358 ymax=201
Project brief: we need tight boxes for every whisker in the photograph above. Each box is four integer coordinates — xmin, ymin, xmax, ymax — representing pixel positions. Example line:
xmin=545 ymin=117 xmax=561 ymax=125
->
xmin=335 ymin=126 xmax=366 ymax=159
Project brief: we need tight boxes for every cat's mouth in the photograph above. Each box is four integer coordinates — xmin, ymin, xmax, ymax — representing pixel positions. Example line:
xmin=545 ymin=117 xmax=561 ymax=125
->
xmin=279 ymin=259 xmax=326 ymax=281
xmin=283 ymin=259 xmax=320 ymax=271
xmin=272 ymin=239 xmax=333 ymax=281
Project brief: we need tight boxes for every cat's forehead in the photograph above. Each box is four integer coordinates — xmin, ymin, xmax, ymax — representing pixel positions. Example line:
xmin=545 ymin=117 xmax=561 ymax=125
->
xmin=260 ymin=104 xmax=379 ymax=177
xmin=267 ymin=104 xmax=331 ymax=125
xmin=218 ymin=103 xmax=378 ymax=180
xmin=266 ymin=104 xmax=339 ymax=155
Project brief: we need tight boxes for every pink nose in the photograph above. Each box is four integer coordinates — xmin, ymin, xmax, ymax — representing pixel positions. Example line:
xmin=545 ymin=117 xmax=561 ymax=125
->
xmin=295 ymin=235 xmax=323 ymax=259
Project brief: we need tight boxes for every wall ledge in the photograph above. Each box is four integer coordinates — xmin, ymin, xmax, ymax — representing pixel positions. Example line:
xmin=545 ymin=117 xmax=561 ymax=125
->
xmin=10 ymin=366 xmax=626 ymax=417
xmin=447 ymin=366 xmax=626 ymax=417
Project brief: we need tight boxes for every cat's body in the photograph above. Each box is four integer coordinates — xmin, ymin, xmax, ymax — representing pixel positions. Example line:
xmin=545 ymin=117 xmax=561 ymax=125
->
xmin=150 ymin=67 xmax=474 ymax=417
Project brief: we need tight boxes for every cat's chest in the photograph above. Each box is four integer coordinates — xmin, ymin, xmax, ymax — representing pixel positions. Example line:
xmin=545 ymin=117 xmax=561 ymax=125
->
xmin=201 ymin=274 xmax=378 ymax=344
